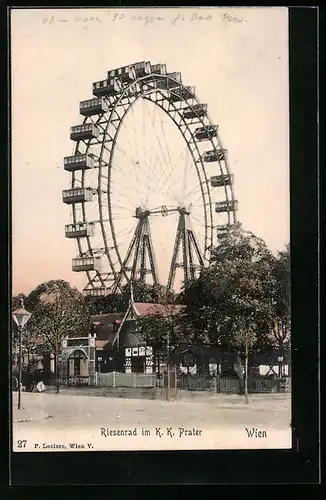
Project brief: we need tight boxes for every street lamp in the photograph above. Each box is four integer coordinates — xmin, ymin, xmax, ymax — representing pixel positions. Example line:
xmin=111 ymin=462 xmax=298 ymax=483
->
xmin=12 ymin=295 xmax=32 ymax=409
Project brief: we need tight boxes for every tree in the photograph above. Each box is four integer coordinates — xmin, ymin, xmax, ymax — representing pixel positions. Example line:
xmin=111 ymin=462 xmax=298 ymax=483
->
xmin=210 ymin=223 xmax=273 ymax=264
xmin=231 ymin=317 xmax=257 ymax=404
xmin=28 ymin=280 xmax=91 ymax=393
xmin=271 ymin=245 xmax=291 ymax=348
xmin=84 ymin=292 xmax=126 ymax=315
xmin=84 ymin=281 xmax=178 ymax=316
xmin=181 ymin=226 xmax=276 ymax=396
xmin=135 ymin=293 xmax=183 ymax=373
xmin=122 ymin=280 xmax=176 ymax=305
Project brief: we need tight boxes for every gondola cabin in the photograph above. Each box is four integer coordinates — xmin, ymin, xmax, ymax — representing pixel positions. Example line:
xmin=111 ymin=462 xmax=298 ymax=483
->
xmin=62 ymin=187 xmax=93 ymax=205
xmin=151 ymin=63 xmax=167 ymax=76
xmin=127 ymin=81 xmax=141 ymax=96
xmin=166 ymin=72 xmax=182 ymax=89
xmin=65 ymin=222 xmax=95 ymax=239
xmin=64 ymin=154 xmax=94 ymax=172
xmin=83 ymin=287 xmax=109 ymax=297
xmin=70 ymin=123 xmax=99 ymax=141
xmin=169 ymin=85 xmax=195 ymax=103
xmin=202 ymin=149 xmax=227 ymax=163
xmin=72 ymin=255 xmax=103 ymax=272
xmin=215 ymin=200 xmax=238 ymax=213
xmin=194 ymin=125 xmax=218 ymax=141
xmin=80 ymin=98 xmax=109 ymax=117
xmin=107 ymin=65 xmax=136 ymax=83
xmin=183 ymin=103 xmax=207 ymax=119
xmin=133 ymin=61 xmax=152 ymax=77
xmin=154 ymin=72 xmax=182 ymax=91
xmin=93 ymin=78 xmax=121 ymax=97
xmin=210 ymin=174 xmax=233 ymax=187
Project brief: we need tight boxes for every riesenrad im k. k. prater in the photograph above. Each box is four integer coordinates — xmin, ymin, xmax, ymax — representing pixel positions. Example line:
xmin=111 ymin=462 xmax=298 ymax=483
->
xmin=62 ymin=61 xmax=238 ymax=297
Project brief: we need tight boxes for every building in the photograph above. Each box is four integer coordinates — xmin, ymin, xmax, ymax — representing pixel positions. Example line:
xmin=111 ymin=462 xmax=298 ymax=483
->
xmin=57 ymin=291 xmax=183 ymax=384
xmin=113 ymin=300 xmax=183 ymax=374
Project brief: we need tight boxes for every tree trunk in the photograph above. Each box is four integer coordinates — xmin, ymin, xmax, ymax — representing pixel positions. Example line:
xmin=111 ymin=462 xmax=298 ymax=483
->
xmin=244 ymin=345 xmax=249 ymax=404
xmin=156 ymin=353 xmax=161 ymax=388
xmin=55 ymin=342 xmax=60 ymax=394
xmin=235 ymin=354 xmax=244 ymax=395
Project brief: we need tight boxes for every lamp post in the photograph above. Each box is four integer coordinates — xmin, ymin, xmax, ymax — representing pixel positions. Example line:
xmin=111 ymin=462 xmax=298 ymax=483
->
xmin=12 ymin=295 xmax=32 ymax=409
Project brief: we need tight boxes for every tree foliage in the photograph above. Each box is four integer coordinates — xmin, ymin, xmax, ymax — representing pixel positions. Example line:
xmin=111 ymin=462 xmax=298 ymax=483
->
xmin=270 ymin=244 xmax=291 ymax=350
xmin=180 ymin=226 xmax=277 ymax=352
xmin=135 ymin=297 xmax=183 ymax=358
xmin=85 ymin=280 xmax=178 ymax=315
xmin=29 ymin=280 xmax=91 ymax=353
xmin=210 ymin=223 xmax=273 ymax=264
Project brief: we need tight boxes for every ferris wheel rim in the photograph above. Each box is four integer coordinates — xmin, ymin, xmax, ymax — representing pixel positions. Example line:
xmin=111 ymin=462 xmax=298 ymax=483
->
xmin=67 ymin=64 xmax=238 ymax=293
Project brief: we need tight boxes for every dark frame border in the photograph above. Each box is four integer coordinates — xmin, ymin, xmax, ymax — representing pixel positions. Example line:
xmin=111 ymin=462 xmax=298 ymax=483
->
xmin=3 ymin=6 xmax=319 ymax=486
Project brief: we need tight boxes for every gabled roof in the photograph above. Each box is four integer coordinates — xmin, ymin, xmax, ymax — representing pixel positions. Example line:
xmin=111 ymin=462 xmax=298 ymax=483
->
xmin=132 ymin=302 xmax=184 ymax=318
xmin=112 ymin=301 xmax=184 ymax=347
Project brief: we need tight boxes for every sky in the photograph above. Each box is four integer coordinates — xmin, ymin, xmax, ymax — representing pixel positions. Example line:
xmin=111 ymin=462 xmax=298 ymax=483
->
xmin=11 ymin=7 xmax=289 ymax=296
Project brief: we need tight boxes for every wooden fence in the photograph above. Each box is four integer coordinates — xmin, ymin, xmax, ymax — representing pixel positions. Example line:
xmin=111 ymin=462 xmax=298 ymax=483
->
xmin=177 ymin=374 xmax=217 ymax=392
xmin=62 ymin=371 xmax=291 ymax=393
xmin=96 ymin=371 xmax=157 ymax=388
xmin=178 ymin=374 xmax=291 ymax=394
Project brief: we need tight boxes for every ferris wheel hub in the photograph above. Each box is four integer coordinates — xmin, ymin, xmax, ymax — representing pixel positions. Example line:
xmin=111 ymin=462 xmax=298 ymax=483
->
xmin=134 ymin=205 xmax=191 ymax=219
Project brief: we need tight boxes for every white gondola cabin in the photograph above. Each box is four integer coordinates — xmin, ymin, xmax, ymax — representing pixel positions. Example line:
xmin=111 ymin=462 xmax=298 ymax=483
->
xmin=133 ymin=61 xmax=152 ymax=77
xmin=194 ymin=125 xmax=218 ymax=141
xmin=202 ymin=149 xmax=227 ymax=163
xmin=80 ymin=97 xmax=109 ymax=117
xmin=65 ymin=222 xmax=95 ymax=239
xmin=166 ymin=72 xmax=182 ymax=89
xmin=107 ymin=65 xmax=136 ymax=83
xmin=183 ymin=103 xmax=207 ymax=119
xmin=70 ymin=123 xmax=99 ymax=141
xmin=210 ymin=174 xmax=233 ymax=187
xmin=64 ymin=154 xmax=94 ymax=172
xmin=215 ymin=200 xmax=238 ymax=213
xmin=169 ymin=86 xmax=195 ymax=103
xmin=127 ymin=81 xmax=141 ymax=96
xmin=93 ymin=78 xmax=121 ymax=97
xmin=154 ymin=72 xmax=182 ymax=91
xmin=72 ymin=255 xmax=103 ymax=272
xmin=151 ymin=63 xmax=167 ymax=76
xmin=62 ymin=187 xmax=93 ymax=205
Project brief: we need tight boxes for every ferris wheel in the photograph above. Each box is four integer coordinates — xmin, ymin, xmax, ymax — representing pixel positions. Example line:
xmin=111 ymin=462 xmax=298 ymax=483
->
xmin=62 ymin=61 xmax=238 ymax=296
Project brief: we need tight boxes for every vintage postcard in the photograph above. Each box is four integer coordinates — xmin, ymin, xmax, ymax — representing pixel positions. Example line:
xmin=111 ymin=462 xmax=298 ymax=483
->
xmin=11 ymin=7 xmax=291 ymax=453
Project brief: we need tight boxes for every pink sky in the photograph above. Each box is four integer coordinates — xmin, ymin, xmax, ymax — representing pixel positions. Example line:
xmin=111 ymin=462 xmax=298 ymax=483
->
xmin=11 ymin=7 xmax=289 ymax=296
